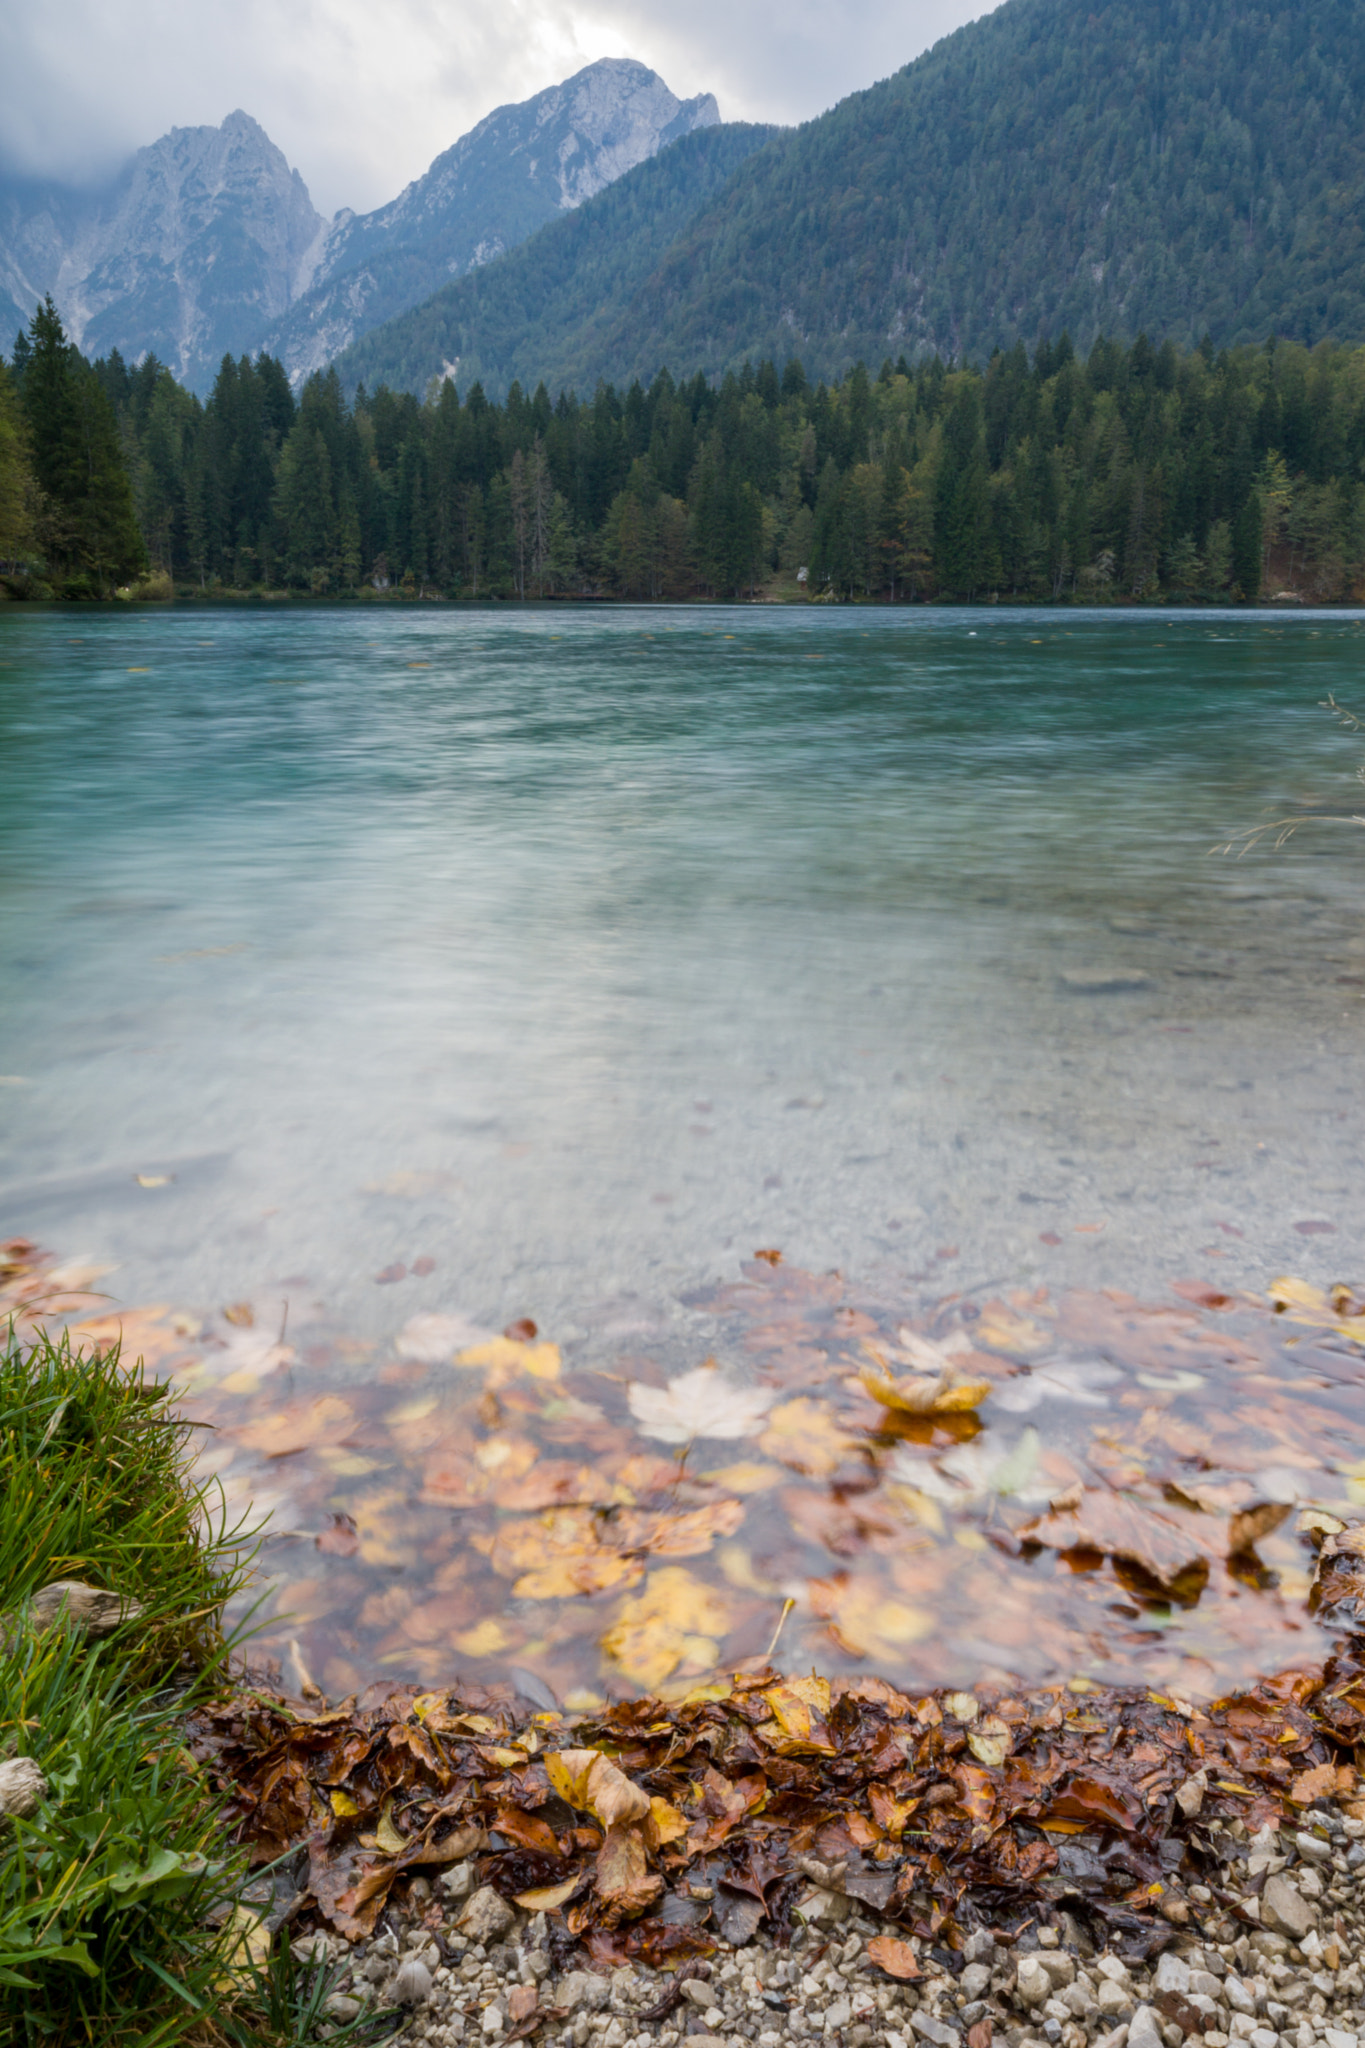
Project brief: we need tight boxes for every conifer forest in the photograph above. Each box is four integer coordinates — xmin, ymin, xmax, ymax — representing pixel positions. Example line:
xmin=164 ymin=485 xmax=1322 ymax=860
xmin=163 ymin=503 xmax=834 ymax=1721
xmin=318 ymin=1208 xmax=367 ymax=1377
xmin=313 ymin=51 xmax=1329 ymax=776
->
xmin=6 ymin=299 xmax=1365 ymax=604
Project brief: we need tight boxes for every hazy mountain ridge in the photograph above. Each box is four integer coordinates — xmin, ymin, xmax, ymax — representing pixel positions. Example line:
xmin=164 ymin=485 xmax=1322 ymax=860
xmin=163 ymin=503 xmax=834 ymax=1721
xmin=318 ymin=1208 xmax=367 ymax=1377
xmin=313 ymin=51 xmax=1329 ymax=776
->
xmin=343 ymin=0 xmax=1365 ymax=398
xmin=0 ymin=59 xmax=717 ymax=393
xmin=262 ymin=59 xmax=719 ymax=384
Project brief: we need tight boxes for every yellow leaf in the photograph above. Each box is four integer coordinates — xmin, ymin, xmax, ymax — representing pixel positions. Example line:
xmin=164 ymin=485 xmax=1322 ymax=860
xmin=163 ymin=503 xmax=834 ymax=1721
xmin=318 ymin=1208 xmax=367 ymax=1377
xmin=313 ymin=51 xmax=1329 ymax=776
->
xmin=544 ymin=1749 xmax=600 ymax=1810
xmin=329 ymin=1790 xmax=360 ymax=1818
xmin=452 ymin=1619 xmax=512 ymax=1659
xmin=860 ymin=1360 xmax=992 ymax=1415
xmin=514 ymin=1877 xmax=580 ymax=1911
xmin=698 ymin=1460 xmax=782 ymax=1493
xmin=974 ymin=1311 xmax=1049 ymax=1353
xmin=758 ymin=1397 xmax=857 ymax=1476
xmin=375 ymin=1797 xmax=407 ymax=1856
xmin=456 ymin=1337 xmax=561 ymax=1379
xmin=600 ymin=1568 xmax=734 ymax=1689
xmin=647 ymin=1796 xmax=689 ymax=1845
xmin=215 ymin=1905 xmax=270 ymax=1988
xmin=544 ymin=1748 xmax=650 ymax=1826
xmin=944 ymin=1692 xmax=980 ymax=1724
xmin=967 ymin=1715 xmax=1014 ymax=1767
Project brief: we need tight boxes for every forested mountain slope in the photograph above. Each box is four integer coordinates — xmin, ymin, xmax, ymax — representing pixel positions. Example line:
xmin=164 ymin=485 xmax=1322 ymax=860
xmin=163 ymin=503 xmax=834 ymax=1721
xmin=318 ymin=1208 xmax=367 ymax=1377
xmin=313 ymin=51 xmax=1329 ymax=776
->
xmin=344 ymin=0 xmax=1365 ymax=396
xmin=334 ymin=123 xmax=778 ymax=400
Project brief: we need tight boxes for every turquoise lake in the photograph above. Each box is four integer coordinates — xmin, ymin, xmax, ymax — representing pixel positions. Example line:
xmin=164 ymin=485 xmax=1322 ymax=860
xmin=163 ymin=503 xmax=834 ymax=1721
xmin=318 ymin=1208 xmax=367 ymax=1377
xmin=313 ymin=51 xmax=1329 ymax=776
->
xmin=2 ymin=604 xmax=1364 ymax=1332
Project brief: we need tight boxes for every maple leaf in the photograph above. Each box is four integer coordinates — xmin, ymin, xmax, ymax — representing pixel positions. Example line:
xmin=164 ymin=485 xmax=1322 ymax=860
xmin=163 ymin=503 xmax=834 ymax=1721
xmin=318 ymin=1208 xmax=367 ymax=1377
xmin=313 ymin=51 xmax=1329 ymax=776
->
xmin=627 ymin=1366 xmax=774 ymax=1444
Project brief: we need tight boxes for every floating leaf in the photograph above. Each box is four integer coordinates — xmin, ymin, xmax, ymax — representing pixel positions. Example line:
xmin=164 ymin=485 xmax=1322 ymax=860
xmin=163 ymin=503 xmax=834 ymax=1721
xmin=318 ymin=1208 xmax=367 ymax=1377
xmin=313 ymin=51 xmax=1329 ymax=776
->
xmin=860 ymin=1357 xmax=992 ymax=1415
xmin=628 ymin=1365 xmax=775 ymax=1444
xmin=993 ymin=1361 xmax=1121 ymax=1412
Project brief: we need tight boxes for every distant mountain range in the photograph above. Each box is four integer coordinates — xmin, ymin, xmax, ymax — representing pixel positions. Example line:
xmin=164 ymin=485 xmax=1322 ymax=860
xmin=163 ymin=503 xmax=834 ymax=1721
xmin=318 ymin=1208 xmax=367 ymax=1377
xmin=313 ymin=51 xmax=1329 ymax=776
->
xmin=0 ymin=60 xmax=718 ymax=393
xmin=8 ymin=0 xmax=1365 ymax=405
xmin=339 ymin=0 xmax=1365 ymax=398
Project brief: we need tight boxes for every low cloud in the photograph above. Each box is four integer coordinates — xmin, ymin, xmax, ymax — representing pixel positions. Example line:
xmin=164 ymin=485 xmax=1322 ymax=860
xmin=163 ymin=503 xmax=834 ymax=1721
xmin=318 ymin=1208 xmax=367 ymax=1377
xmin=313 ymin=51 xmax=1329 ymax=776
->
xmin=0 ymin=0 xmax=994 ymax=218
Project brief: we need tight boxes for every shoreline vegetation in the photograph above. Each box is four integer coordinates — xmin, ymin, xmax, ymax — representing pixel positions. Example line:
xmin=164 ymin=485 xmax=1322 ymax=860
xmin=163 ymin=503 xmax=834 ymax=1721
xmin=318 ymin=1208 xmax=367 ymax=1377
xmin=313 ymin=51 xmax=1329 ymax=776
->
xmin=6 ymin=1305 xmax=1365 ymax=2044
xmin=6 ymin=305 xmax=1365 ymax=609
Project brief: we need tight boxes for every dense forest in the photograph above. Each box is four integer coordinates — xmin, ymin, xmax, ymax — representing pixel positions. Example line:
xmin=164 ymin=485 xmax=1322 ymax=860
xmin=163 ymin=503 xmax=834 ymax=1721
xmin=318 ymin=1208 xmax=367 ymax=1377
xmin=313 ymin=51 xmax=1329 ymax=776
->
xmin=340 ymin=0 xmax=1365 ymax=402
xmin=5 ymin=299 xmax=1365 ymax=604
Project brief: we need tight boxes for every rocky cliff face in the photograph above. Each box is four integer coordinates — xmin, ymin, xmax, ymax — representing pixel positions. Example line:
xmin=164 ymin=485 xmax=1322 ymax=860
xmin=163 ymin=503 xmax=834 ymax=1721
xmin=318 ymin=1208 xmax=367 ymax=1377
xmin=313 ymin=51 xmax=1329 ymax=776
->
xmin=0 ymin=60 xmax=717 ymax=393
xmin=0 ymin=113 xmax=324 ymax=390
xmin=263 ymin=59 xmax=720 ymax=384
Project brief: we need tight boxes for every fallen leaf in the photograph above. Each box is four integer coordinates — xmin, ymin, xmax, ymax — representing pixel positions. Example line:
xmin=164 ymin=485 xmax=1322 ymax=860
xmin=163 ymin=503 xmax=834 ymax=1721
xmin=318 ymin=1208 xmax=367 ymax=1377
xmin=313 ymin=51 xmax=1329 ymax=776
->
xmin=757 ymin=1397 xmax=857 ymax=1476
xmin=628 ymin=1365 xmax=775 ymax=1444
xmin=866 ymin=1934 xmax=921 ymax=1980
xmin=646 ymin=1796 xmax=689 ymax=1846
xmin=223 ymin=1302 xmax=255 ymax=1327
xmin=967 ymin=1715 xmax=1015 ymax=1767
xmin=514 ymin=1877 xmax=580 ymax=1912
xmin=601 ymin=1568 xmax=733 ymax=1688
xmin=457 ymin=1335 xmax=561 ymax=1380
xmin=316 ymin=1513 xmax=359 ymax=1557
xmin=489 ymin=1509 xmax=646 ymax=1600
xmin=595 ymin=1823 xmax=662 ymax=1915
xmin=993 ymin=1361 xmax=1121 ymax=1412
xmin=215 ymin=1905 xmax=270 ymax=1987
xmin=1024 ymin=1488 xmax=1220 ymax=1592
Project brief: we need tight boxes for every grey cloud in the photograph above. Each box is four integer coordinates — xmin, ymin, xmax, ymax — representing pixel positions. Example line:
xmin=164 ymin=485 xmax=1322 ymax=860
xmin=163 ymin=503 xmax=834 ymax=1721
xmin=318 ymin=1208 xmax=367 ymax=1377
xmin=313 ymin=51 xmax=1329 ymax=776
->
xmin=0 ymin=0 xmax=994 ymax=216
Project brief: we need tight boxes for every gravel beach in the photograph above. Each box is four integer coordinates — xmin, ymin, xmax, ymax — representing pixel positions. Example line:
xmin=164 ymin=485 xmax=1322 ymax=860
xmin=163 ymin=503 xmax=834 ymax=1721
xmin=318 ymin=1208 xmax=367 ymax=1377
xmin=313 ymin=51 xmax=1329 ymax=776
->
xmin=297 ymin=1810 xmax=1364 ymax=2048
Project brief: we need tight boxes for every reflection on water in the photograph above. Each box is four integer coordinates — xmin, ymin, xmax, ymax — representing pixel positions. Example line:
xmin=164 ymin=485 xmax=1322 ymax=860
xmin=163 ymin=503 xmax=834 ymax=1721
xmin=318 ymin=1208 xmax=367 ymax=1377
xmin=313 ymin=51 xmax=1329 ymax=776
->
xmin=2 ymin=604 xmax=1365 ymax=1697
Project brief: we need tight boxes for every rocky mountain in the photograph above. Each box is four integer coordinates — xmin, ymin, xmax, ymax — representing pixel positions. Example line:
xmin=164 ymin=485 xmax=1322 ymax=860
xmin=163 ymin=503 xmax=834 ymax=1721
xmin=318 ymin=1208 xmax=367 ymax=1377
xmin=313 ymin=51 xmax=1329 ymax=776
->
xmin=341 ymin=0 xmax=1365 ymax=397
xmin=261 ymin=60 xmax=718 ymax=385
xmin=0 ymin=60 xmax=717 ymax=394
xmin=334 ymin=122 xmax=778 ymax=402
xmin=0 ymin=113 xmax=324 ymax=392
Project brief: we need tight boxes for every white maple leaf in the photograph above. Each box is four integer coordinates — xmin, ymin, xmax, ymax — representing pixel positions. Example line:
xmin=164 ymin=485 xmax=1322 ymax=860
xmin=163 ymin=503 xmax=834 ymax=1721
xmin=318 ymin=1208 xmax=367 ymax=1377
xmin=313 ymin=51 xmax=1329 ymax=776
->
xmin=395 ymin=1311 xmax=493 ymax=1362
xmin=892 ymin=1428 xmax=1046 ymax=1506
xmin=628 ymin=1367 xmax=775 ymax=1444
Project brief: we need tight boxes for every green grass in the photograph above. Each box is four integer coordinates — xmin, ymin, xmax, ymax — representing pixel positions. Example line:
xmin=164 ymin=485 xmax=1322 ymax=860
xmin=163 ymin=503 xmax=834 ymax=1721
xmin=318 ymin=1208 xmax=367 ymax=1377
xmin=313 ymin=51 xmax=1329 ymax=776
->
xmin=0 ymin=1325 xmax=387 ymax=2047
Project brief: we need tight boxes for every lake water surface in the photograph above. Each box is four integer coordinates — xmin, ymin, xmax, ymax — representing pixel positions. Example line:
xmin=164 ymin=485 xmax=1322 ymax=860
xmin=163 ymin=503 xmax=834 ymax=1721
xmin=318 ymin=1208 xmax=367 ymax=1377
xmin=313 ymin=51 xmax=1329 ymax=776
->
xmin=3 ymin=604 xmax=1365 ymax=1702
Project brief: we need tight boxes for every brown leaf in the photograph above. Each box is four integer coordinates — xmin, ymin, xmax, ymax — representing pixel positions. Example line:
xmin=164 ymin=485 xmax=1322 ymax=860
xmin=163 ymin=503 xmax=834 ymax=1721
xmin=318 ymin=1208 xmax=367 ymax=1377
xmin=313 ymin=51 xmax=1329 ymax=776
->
xmin=866 ymin=1934 xmax=921 ymax=1980
xmin=595 ymin=1823 xmax=662 ymax=1916
xmin=507 ymin=1986 xmax=539 ymax=2024
xmin=316 ymin=1513 xmax=359 ymax=1557
xmin=967 ymin=2021 xmax=993 ymax=2048
xmin=376 ymin=1264 xmax=407 ymax=1284
xmin=1024 ymin=1488 xmax=1219 ymax=1591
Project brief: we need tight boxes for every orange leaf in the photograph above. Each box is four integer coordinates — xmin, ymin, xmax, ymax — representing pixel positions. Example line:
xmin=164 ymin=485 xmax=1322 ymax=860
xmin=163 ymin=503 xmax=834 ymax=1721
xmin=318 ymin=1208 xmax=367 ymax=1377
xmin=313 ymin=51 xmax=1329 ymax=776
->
xmin=867 ymin=1935 xmax=921 ymax=1980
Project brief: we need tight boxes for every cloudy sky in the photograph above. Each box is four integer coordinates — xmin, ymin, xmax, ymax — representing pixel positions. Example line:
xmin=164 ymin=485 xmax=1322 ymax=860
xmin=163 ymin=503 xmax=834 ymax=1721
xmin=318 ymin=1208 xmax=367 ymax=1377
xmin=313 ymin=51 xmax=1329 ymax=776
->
xmin=1 ymin=0 xmax=994 ymax=217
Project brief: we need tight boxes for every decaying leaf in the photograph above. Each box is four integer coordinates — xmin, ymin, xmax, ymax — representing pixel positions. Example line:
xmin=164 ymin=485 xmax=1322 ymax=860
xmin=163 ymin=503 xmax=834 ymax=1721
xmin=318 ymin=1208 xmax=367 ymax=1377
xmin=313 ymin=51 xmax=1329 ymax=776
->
xmin=967 ymin=1715 xmax=1015 ymax=1767
xmin=628 ymin=1365 xmax=775 ymax=1444
xmin=514 ymin=1876 xmax=580 ymax=1912
xmin=1023 ymin=1488 xmax=1221 ymax=1592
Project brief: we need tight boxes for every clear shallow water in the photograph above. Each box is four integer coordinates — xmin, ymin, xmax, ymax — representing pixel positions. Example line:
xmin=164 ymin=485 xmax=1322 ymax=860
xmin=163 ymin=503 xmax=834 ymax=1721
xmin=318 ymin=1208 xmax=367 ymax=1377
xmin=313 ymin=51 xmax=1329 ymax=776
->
xmin=7 ymin=602 xmax=1365 ymax=1702
xmin=3 ymin=604 xmax=1364 ymax=1328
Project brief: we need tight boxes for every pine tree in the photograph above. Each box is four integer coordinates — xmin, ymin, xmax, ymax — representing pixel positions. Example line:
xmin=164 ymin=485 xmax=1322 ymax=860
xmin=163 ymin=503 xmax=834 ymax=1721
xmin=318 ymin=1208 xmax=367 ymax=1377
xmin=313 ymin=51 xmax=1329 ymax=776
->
xmin=0 ymin=359 xmax=38 ymax=569
xmin=16 ymin=297 xmax=144 ymax=589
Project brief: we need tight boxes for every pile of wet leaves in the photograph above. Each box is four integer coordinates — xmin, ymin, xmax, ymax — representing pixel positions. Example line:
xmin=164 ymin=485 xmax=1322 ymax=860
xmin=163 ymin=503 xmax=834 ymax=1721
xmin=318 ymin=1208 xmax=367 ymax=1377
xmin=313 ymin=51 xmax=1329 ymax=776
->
xmin=188 ymin=1568 xmax=1365 ymax=1972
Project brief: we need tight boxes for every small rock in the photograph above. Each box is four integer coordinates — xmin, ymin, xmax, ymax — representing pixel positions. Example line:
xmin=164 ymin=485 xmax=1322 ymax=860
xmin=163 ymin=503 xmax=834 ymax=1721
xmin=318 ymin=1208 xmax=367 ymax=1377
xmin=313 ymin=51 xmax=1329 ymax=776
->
xmin=1097 ymin=1959 xmax=1131 ymax=1987
xmin=395 ymin=1958 xmax=434 ymax=2006
xmin=324 ymin=1993 xmax=362 ymax=2021
xmin=960 ymin=1965 xmax=992 ymax=2001
xmin=554 ymin=1971 xmax=610 ymax=2015
xmin=0 ymin=1756 xmax=48 ymax=1818
xmin=457 ymin=1886 xmax=517 ymax=1945
xmin=910 ymin=2015 xmax=959 ymax=2048
xmin=1246 ymin=2031 xmax=1276 ymax=2048
xmin=1294 ymin=1831 xmax=1332 ymax=1866
xmin=1223 ymin=1978 xmax=1255 ymax=2015
xmin=1059 ymin=968 xmax=1153 ymax=994
xmin=962 ymin=1931 xmax=997 ymax=1966
xmin=682 ymin=1983 xmax=715 ymax=2010
xmin=1038 ymin=1955 xmax=1075 ymax=1990
xmin=825 ymin=1999 xmax=853 ymax=2032
xmin=1323 ymin=2031 xmax=1358 ymax=2048
xmin=1126 ymin=2005 xmax=1164 ymax=2048
xmin=1259 ymin=1875 xmax=1314 ymax=1942
xmin=1175 ymin=1772 xmax=1207 ymax=1818
xmin=1153 ymin=1957 xmax=1190 ymax=1997
xmin=441 ymin=1860 xmax=476 ymax=1900
xmin=1097 ymin=1982 xmax=1132 ymax=2019
xmin=1017 ymin=1957 xmax=1052 ymax=2009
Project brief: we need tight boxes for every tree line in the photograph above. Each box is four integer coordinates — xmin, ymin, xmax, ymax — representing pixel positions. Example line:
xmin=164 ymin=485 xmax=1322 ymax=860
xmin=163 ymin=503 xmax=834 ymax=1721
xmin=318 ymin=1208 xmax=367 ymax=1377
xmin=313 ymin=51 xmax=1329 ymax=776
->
xmin=4 ymin=296 xmax=1365 ymax=603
